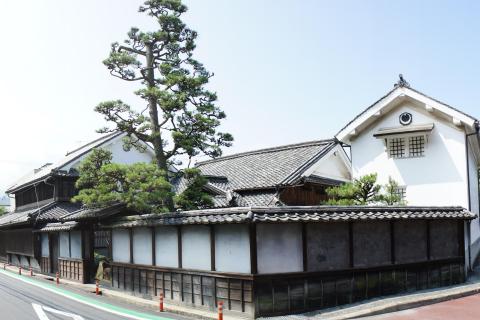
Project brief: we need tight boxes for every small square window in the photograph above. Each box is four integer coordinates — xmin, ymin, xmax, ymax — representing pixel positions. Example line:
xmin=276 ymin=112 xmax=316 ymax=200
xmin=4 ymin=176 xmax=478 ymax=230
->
xmin=409 ymin=136 xmax=425 ymax=157
xmin=393 ymin=186 xmax=406 ymax=201
xmin=389 ymin=137 xmax=406 ymax=158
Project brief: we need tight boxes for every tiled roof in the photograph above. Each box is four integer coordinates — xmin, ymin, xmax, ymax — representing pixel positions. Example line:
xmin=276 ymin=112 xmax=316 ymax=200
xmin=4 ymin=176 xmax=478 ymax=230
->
xmin=36 ymin=202 xmax=82 ymax=222
xmin=0 ymin=201 xmax=56 ymax=227
xmin=101 ymin=206 xmax=475 ymax=228
xmin=195 ymin=140 xmax=336 ymax=191
xmin=60 ymin=202 xmax=128 ymax=222
xmin=35 ymin=221 xmax=78 ymax=232
xmin=173 ymin=140 xmax=338 ymax=209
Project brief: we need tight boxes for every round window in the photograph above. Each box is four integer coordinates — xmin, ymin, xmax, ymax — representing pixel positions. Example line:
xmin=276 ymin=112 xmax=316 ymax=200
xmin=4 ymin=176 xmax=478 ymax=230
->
xmin=399 ymin=112 xmax=412 ymax=125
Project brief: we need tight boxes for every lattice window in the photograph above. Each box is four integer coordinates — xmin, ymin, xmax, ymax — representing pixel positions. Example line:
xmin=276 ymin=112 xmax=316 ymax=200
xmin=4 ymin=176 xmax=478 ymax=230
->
xmin=393 ymin=186 xmax=406 ymax=200
xmin=409 ymin=136 xmax=425 ymax=157
xmin=388 ymin=137 xmax=406 ymax=158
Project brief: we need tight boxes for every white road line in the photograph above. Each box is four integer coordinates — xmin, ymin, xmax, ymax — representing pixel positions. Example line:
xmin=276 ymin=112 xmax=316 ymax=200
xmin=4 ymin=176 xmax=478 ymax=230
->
xmin=32 ymin=304 xmax=50 ymax=320
xmin=0 ymin=270 xmax=165 ymax=320
xmin=32 ymin=303 xmax=85 ymax=320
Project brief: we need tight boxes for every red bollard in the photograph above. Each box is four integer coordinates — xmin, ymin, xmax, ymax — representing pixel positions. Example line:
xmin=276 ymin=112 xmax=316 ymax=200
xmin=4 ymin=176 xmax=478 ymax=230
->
xmin=30 ymin=267 xmax=33 ymax=277
xmin=19 ymin=267 xmax=22 ymax=275
xmin=96 ymin=280 xmax=100 ymax=295
xmin=56 ymin=272 xmax=60 ymax=285
xmin=159 ymin=293 xmax=164 ymax=312
xmin=218 ymin=301 xmax=223 ymax=320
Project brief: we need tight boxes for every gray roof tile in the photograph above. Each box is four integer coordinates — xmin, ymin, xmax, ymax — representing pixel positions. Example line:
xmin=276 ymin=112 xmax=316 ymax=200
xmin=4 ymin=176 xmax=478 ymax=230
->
xmin=101 ymin=206 xmax=475 ymax=228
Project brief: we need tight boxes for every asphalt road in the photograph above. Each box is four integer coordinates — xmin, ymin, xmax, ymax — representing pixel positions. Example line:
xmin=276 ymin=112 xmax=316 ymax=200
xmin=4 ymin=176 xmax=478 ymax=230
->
xmin=0 ymin=270 xmax=188 ymax=320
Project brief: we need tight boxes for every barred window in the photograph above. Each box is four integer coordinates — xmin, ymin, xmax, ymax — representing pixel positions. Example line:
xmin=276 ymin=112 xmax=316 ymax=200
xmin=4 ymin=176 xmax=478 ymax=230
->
xmin=409 ymin=136 xmax=425 ymax=157
xmin=393 ymin=186 xmax=406 ymax=200
xmin=387 ymin=135 xmax=426 ymax=158
xmin=389 ymin=137 xmax=406 ymax=158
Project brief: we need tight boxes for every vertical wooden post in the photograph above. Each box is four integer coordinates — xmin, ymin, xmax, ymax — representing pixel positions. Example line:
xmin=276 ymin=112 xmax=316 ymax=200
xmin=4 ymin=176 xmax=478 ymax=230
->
xmin=249 ymin=224 xmax=257 ymax=274
xmin=177 ymin=226 xmax=182 ymax=268
xmin=390 ymin=221 xmax=395 ymax=264
xmin=210 ymin=225 xmax=216 ymax=271
xmin=151 ymin=227 xmax=156 ymax=266
xmin=302 ymin=223 xmax=308 ymax=272
xmin=348 ymin=222 xmax=354 ymax=268
xmin=426 ymin=220 xmax=431 ymax=260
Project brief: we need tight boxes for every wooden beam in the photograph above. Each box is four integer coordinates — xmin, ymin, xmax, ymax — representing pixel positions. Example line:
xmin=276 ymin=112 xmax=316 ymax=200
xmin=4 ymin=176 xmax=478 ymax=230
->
xmin=151 ymin=227 xmax=156 ymax=266
xmin=348 ymin=223 xmax=354 ymax=268
xmin=177 ymin=226 xmax=182 ymax=268
xmin=249 ymin=224 xmax=257 ymax=274
xmin=426 ymin=221 xmax=431 ymax=260
xmin=390 ymin=221 xmax=395 ymax=264
xmin=210 ymin=225 xmax=216 ymax=271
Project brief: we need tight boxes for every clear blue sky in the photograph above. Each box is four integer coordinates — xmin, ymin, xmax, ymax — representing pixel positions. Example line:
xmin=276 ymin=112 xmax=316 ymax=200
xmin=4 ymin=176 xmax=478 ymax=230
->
xmin=1 ymin=0 xmax=480 ymax=190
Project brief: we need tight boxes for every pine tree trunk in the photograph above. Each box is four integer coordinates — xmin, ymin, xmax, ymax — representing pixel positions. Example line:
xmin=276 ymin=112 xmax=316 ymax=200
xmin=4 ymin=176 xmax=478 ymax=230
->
xmin=145 ymin=43 xmax=174 ymax=211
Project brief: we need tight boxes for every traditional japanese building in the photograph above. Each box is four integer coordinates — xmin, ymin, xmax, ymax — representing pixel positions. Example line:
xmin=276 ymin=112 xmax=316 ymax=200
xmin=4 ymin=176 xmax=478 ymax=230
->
xmin=0 ymin=132 xmax=154 ymax=281
xmin=336 ymin=76 xmax=480 ymax=271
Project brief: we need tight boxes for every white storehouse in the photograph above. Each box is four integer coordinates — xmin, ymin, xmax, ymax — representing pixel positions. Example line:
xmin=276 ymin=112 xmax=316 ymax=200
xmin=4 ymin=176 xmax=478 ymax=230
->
xmin=336 ymin=77 xmax=480 ymax=269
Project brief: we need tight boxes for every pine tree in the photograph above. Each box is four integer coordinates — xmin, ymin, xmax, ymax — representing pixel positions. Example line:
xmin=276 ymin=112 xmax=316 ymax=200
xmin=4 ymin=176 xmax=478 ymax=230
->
xmin=96 ymin=0 xmax=233 ymax=210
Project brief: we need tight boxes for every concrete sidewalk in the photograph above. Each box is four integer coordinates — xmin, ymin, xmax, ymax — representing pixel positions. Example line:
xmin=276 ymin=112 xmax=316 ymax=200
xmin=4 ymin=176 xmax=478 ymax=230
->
xmin=1 ymin=264 xmax=245 ymax=320
xmin=261 ymin=272 xmax=480 ymax=320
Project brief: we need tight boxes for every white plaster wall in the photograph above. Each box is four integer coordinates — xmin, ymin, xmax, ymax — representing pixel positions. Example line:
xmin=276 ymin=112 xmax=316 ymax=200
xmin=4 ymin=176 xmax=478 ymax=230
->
xmin=10 ymin=255 xmax=19 ymax=265
xmin=311 ymin=148 xmax=351 ymax=181
xmin=215 ymin=224 xmax=250 ymax=273
xmin=20 ymin=255 xmax=29 ymax=267
xmin=351 ymin=103 xmax=468 ymax=207
xmin=41 ymin=234 xmax=49 ymax=257
xmin=155 ymin=226 xmax=178 ymax=268
xmin=30 ymin=258 xmax=40 ymax=270
xmin=59 ymin=232 xmax=70 ymax=258
xmin=133 ymin=228 xmax=153 ymax=265
xmin=70 ymin=231 xmax=82 ymax=259
xmin=256 ymin=223 xmax=303 ymax=274
xmin=112 ymin=229 xmax=131 ymax=263
xmin=181 ymin=225 xmax=211 ymax=270
xmin=63 ymin=134 xmax=154 ymax=172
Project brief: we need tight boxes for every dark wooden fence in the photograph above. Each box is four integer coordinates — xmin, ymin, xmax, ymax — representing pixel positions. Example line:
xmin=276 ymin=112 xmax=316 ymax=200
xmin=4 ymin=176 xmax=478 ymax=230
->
xmin=110 ymin=262 xmax=254 ymax=316
xmin=255 ymin=258 xmax=464 ymax=316
xmin=59 ymin=258 xmax=87 ymax=283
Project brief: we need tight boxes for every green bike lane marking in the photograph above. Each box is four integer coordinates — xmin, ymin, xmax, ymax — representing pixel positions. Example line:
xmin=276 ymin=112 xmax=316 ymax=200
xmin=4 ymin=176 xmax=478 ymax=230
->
xmin=0 ymin=268 xmax=174 ymax=320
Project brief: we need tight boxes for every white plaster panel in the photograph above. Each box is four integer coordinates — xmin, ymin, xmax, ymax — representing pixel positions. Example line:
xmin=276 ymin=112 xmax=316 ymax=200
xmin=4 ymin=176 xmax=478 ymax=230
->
xmin=133 ymin=228 xmax=153 ymax=265
xmin=155 ymin=226 xmax=178 ymax=268
xmin=62 ymin=133 xmax=154 ymax=172
xmin=181 ymin=225 xmax=211 ymax=270
xmin=215 ymin=224 xmax=250 ymax=273
xmin=256 ymin=223 xmax=303 ymax=274
xmin=41 ymin=233 xmax=49 ymax=257
xmin=20 ymin=255 xmax=29 ymax=267
xmin=112 ymin=229 xmax=131 ymax=263
xmin=70 ymin=231 xmax=82 ymax=259
xmin=59 ymin=232 xmax=70 ymax=258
